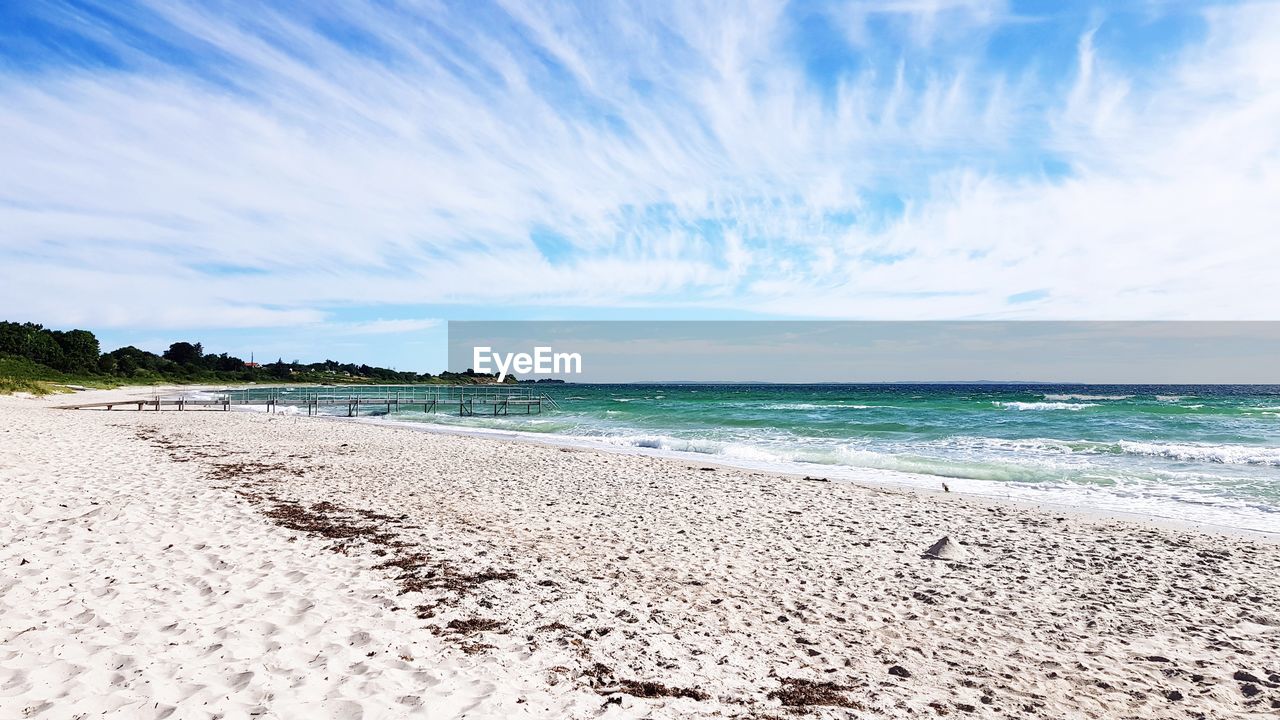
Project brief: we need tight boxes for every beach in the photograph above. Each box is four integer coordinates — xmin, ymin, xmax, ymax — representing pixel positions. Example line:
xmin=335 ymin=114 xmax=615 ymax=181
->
xmin=3 ymin=388 xmax=1279 ymax=719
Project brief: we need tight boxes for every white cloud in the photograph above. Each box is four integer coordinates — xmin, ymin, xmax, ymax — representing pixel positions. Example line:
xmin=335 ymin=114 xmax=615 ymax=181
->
xmin=0 ymin=0 xmax=1277 ymax=329
xmin=331 ymin=318 xmax=441 ymax=335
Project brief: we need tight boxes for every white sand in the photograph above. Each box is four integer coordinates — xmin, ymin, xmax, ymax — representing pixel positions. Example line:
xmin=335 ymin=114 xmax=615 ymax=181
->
xmin=1 ymin=391 xmax=592 ymax=719
xmin=3 ymin=388 xmax=1279 ymax=718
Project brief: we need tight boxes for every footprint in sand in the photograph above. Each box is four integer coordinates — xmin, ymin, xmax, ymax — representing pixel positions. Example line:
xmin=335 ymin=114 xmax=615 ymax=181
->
xmin=223 ymin=670 xmax=255 ymax=691
xmin=174 ymin=682 xmax=206 ymax=701
xmin=287 ymin=699 xmax=364 ymax=719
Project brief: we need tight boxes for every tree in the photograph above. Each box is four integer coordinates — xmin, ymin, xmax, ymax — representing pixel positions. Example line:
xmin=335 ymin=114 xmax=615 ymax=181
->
xmin=209 ymin=353 xmax=245 ymax=372
xmin=25 ymin=331 xmax=64 ymax=370
xmin=163 ymin=342 xmax=203 ymax=365
xmin=52 ymin=329 xmax=100 ymax=372
xmin=0 ymin=321 xmax=30 ymax=357
xmin=105 ymin=346 xmax=160 ymax=375
xmin=1 ymin=317 xmax=466 ymax=385
xmin=269 ymin=358 xmax=291 ymax=379
xmin=116 ymin=354 xmax=139 ymax=376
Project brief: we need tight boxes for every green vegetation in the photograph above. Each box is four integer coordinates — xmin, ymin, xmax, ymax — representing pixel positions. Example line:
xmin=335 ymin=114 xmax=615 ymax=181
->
xmin=0 ymin=355 xmax=120 ymax=395
xmin=0 ymin=321 xmax=512 ymax=394
xmin=0 ymin=376 xmax=63 ymax=396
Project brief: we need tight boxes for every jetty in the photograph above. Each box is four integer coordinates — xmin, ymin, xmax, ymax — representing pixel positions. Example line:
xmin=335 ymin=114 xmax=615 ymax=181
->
xmin=57 ymin=385 xmax=559 ymax=417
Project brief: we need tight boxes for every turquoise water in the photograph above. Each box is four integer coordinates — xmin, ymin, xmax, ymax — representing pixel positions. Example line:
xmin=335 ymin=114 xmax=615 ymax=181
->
xmin=255 ymin=384 xmax=1280 ymax=533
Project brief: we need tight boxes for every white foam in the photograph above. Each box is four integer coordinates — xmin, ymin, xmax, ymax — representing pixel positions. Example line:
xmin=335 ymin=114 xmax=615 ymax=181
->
xmin=948 ymin=435 xmax=1280 ymax=467
xmin=943 ymin=435 xmax=1082 ymax=454
xmin=995 ymin=401 xmax=1099 ymax=411
xmin=1043 ymin=394 xmax=1133 ymax=401
xmin=1116 ymin=441 xmax=1280 ymax=467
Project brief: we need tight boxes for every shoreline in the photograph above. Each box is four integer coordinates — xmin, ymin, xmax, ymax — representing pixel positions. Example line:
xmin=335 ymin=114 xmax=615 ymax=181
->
xmin=24 ymin=383 xmax=1280 ymax=540
xmin=4 ymin=389 xmax=1280 ymax=717
xmin=344 ymin=411 xmax=1280 ymax=543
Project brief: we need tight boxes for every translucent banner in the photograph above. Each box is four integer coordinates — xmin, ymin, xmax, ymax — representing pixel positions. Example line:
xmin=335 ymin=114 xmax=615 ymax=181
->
xmin=447 ymin=321 xmax=1280 ymax=384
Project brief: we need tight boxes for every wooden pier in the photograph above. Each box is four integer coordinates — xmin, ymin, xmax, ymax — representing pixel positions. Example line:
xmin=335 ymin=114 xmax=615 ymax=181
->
xmin=57 ymin=385 xmax=559 ymax=417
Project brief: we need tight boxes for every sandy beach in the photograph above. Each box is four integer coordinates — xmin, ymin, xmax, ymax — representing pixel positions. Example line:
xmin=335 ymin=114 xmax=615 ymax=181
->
xmin=3 ymin=388 xmax=1279 ymax=719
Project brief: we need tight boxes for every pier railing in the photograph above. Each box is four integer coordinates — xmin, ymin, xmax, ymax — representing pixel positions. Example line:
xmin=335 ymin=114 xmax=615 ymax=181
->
xmin=226 ymin=383 xmax=540 ymax=403
xmin=57 ymin=384 xmax=559 ymax=416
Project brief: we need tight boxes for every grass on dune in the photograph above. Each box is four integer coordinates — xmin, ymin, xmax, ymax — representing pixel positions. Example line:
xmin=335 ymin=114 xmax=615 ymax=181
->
xmin=0 ymin=356 xmax=120 ymax=395
xmin=0 ymin=377 xmax=74 ymax=396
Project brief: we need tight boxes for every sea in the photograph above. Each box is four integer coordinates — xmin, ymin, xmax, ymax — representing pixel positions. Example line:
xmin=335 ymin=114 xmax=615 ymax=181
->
xmin=240 ymin=384 xmax=1280 ymax=534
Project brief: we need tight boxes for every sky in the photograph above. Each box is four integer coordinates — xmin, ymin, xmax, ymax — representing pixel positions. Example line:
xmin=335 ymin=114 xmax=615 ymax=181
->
xmin=2 ymin=0 xmax=1279 ymax=371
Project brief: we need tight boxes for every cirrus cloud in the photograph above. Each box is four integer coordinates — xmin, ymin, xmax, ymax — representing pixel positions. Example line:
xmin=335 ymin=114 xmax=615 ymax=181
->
xmin=0 ymin=0 xmax=1277 ymax=338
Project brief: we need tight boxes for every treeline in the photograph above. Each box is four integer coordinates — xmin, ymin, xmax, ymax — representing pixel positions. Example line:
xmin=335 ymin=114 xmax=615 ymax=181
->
xmin=0 ymin=321 xmax=511 ymax=385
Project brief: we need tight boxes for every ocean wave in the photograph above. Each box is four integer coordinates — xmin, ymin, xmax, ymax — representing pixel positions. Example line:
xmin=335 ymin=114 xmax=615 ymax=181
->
xmin=994 ymin=401 xmax=1099 ymax=411
xmin=944 ymin=435 xmax=1280 ymax=466
xmin=943 ymin=436 xmax=1084 ymax=454
xmin=1043 ymin=394 xmax=1133 ymax=401
xmin=599 ymin=434 xmax=732 ymax=456
xmin=829 ymin=448 xmax=1069 ymax=483
xmin=597 ymin=432 xmax=1081 ymax=483
xmin=1115 ymin=441 xmax=1280 ymax=467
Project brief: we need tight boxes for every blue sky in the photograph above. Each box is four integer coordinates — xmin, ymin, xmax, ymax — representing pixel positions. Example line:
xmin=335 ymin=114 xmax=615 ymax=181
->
xmin=2 ymin=1 xmax=1278 ymax=371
